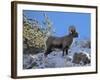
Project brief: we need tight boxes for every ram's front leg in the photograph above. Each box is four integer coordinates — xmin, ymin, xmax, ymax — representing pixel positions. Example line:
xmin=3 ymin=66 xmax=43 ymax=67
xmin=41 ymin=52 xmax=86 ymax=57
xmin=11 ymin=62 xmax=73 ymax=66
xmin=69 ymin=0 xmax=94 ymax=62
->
xmin=65 ymin=46 xmax=69 ymax=56
xmin=62 ymin=47 xmax=69 ymax=56
xmin=65 ymin=49 xmax=68 ymax=55
xmin=62 ymin=49 xmax=65 ymax=56
xmin=62 ymin=48 xmax=66 ymax=57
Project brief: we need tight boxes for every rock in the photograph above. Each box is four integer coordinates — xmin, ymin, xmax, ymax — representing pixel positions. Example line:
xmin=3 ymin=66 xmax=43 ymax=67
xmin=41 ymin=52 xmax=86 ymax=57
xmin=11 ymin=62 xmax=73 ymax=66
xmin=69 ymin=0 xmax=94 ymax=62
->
xmin=72 ymin=52 xmax=90 ymax=65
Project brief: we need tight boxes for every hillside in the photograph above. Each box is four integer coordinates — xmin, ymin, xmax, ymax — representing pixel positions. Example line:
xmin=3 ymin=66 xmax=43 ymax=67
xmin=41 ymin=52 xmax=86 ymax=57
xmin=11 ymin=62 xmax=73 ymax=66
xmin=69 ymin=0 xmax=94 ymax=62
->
xmin=23 ymin=39 xmax=91 ymax=69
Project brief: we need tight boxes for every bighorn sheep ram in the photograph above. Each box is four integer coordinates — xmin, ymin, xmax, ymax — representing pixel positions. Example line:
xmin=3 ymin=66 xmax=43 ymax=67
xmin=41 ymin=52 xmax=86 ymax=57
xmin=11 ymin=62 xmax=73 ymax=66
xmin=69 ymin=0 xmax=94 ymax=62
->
xmin=44 ymin=26 xmax=78 ymax=57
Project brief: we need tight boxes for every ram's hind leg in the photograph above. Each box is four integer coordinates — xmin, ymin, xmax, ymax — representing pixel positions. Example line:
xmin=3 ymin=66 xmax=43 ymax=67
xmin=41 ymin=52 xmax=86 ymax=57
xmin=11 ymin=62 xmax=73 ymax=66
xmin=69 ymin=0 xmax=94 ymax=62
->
xmin=44 ymin=48 xmax=52 ymax=57
xmin=43 ymin=48 xmax=52 ymax=65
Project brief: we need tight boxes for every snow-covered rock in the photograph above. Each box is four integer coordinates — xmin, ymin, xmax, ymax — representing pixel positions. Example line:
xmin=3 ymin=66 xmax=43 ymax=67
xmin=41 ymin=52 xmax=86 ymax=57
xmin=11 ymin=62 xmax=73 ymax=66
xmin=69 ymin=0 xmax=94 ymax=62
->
xmin=72 ymin=52 xmax=90 ymax=65
xmin=23 ymin=54 xmax=35 ymax=69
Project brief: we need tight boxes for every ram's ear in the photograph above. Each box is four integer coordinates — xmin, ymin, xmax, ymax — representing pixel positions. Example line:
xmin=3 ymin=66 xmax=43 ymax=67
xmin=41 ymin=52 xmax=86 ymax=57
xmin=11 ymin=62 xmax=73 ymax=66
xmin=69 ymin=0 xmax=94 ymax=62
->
xmin=68 ymin=26 xmax=76 ymax=33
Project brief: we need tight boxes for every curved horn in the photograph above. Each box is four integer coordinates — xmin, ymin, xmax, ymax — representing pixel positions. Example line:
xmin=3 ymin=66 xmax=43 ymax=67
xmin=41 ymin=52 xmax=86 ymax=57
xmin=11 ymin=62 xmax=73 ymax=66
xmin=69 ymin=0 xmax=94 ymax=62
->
xmin=69 ymin=25 xmax=76 ymax=33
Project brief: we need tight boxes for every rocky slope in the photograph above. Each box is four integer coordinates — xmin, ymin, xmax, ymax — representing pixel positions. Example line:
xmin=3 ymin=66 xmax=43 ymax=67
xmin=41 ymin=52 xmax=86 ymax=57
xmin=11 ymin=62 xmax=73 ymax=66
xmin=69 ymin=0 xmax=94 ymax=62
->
xmin=23 ymin=39 xmax=91 ymax=69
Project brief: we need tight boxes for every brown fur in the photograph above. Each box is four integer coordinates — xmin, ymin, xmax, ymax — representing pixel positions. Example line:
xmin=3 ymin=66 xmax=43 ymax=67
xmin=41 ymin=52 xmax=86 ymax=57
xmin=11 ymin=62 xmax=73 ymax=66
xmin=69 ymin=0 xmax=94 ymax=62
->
xmin=44 ymin=26 xmax=78 ymax=57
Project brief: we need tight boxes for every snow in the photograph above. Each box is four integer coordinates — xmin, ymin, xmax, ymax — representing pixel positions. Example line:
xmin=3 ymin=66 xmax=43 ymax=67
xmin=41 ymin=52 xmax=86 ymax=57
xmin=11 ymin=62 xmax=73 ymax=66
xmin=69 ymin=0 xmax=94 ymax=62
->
xmin=23 ymin=39 xmax=91 ymax=69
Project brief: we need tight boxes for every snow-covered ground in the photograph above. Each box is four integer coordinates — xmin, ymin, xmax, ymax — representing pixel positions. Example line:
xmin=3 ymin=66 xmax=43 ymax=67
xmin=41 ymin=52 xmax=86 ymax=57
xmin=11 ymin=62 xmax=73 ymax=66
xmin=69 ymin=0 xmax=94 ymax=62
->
xmin=23 ymin=39 xmax=91 ymax=69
